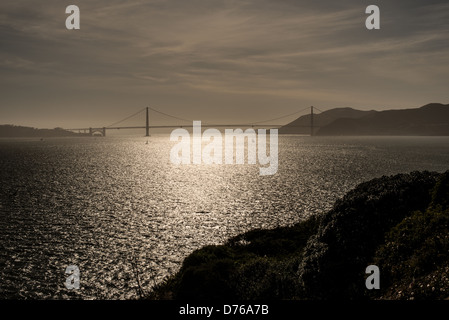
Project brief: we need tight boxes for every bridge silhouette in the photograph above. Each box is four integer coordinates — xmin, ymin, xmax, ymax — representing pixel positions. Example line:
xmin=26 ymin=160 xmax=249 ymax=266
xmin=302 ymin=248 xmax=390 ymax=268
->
xmin=66 ymin=105 xmax=323 ymax=137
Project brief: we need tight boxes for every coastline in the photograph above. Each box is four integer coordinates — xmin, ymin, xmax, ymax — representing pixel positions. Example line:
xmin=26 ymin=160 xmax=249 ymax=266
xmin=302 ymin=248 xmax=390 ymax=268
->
xmin=149 ymin=170 xmax=449 ymax=300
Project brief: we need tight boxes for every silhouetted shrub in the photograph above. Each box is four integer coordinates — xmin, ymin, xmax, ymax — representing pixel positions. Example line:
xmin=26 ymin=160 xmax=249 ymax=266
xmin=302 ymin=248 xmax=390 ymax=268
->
xmin=297 ymin=171 xmax=440 ymax=299
xmin=148 ymin=215 xmax=320 ymax=300
xmin=149 ymin=171 xmax=449 ymax=300
xmin=374 ymin=171 xmax=449 ymax=299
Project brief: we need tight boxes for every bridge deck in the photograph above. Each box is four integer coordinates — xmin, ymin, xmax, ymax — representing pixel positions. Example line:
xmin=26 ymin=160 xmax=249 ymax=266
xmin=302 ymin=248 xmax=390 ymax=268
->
xmin=67 ymin=124 xmax=290 ymax=131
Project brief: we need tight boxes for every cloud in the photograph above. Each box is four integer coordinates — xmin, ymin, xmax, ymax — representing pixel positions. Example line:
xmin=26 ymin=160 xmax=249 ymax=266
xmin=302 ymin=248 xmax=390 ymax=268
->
xmin=0 ymin=0 xmax=448 ymax=127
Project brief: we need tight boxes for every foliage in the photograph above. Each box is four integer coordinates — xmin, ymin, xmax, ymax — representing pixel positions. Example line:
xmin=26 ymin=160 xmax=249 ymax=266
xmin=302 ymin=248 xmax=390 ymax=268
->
xmin=148 ymin=171 xmax=449 ymax=300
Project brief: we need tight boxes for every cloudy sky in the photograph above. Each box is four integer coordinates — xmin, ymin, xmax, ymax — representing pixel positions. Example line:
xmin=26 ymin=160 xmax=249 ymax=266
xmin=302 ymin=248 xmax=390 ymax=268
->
xmin=1 ymin=0 xmax=448 ymax=128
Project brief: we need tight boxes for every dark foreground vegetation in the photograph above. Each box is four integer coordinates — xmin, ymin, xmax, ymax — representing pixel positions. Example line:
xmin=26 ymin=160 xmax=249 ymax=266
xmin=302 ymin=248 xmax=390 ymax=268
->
xmin=149 ymin=170 xmax=449 ymax=300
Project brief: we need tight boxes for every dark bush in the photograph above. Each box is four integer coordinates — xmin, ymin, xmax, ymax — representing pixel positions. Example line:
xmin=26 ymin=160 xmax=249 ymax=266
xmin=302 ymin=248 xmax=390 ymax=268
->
xmin=297 ymin=171 xmax=440 ymax=299
xmin=149 ymin=171 xmax=449 ymax=300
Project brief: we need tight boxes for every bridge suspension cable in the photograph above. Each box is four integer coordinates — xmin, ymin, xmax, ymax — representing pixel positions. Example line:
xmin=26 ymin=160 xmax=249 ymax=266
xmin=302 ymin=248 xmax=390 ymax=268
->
xmin=147 ymin=104 xmax=316 ymax=126
xmin=69 ymin=104 xmax=329 ymax=133
xmin=106 ymin=107 xmax=146 ymax=128
xmin=250 ymin=106 xmax=312 ymax=125
xmin=310 ymin=106 xmax=336 ymax=123
xmin=148 ymin=106 xmax=196 ymax=124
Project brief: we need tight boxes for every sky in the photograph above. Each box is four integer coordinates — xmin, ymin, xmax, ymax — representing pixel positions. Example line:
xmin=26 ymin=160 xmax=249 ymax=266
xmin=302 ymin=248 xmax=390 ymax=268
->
xmin=1 ymin=0 xmax=448 ymax=129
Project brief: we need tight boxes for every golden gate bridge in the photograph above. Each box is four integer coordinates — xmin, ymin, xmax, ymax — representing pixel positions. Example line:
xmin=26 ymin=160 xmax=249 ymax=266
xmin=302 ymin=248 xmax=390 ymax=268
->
xmin=66 ymin=105 xmax=325 ymax=137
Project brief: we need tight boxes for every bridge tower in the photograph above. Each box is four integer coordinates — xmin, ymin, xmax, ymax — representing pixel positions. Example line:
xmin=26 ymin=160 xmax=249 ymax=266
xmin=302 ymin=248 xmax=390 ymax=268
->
xmin=145 ymin=107 xmax=150 ymax=137
xmin=310 ymin=106 xmax=314 ymax=136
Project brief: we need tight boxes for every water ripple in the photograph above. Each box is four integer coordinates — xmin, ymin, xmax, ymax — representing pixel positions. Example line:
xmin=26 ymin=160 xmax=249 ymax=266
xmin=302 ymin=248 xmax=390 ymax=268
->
xmin=1 ymin=135 xmax=449 ymax=299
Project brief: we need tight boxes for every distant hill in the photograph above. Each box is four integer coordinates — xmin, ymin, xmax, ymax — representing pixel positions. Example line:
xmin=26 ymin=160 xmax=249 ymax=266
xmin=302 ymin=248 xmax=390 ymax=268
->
xmin=317 ymin=103 xmax=449 ymax=136
xmin=279 ymin=103 xmax=449 ymax=136
xmin=0 ymin=125 xmax=84 ymax=137
xmin=279 ymin=107 xmax=377 ymax=134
